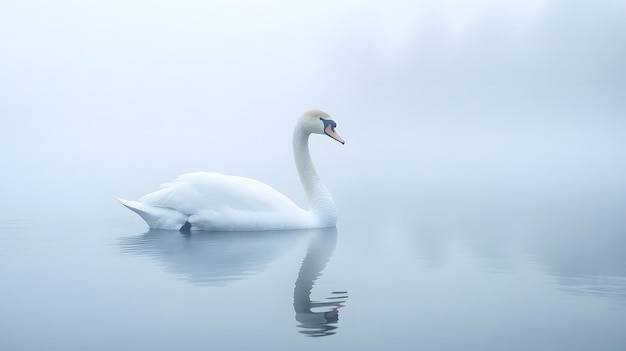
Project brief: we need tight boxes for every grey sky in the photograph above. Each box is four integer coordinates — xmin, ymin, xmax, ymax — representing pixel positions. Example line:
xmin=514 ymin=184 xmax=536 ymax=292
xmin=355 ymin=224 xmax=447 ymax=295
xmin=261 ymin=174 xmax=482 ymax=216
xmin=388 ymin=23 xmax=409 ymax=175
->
xmin=2 ymin=0 xmax=624 ymax=125
xmin=1 ymin=0 xmax=624 ymax=220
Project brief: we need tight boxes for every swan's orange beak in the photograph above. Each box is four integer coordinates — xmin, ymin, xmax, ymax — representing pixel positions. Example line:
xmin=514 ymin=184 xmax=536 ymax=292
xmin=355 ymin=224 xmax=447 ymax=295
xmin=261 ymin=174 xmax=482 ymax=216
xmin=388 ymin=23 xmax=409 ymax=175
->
xmin=325 ymin=124 xmax=345 ymax=144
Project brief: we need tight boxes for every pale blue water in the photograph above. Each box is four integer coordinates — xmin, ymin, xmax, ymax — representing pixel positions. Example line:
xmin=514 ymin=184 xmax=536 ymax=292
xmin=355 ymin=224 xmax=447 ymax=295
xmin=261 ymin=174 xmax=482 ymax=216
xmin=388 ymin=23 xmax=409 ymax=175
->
xmin=1 ymin=181 xmax=625 ymax=350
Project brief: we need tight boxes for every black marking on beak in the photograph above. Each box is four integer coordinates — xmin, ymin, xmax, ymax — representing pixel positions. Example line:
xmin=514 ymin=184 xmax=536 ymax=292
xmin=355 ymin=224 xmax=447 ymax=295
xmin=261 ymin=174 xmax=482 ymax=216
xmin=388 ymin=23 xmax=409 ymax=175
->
xmin=320 ymin=117 xmax=337 ymax=132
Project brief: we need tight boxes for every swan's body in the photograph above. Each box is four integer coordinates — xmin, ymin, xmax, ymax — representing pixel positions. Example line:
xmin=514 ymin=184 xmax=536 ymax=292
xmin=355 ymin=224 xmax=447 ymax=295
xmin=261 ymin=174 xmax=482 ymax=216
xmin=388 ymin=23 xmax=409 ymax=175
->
xmin=120 ymin=110 xmax=344 ymax=231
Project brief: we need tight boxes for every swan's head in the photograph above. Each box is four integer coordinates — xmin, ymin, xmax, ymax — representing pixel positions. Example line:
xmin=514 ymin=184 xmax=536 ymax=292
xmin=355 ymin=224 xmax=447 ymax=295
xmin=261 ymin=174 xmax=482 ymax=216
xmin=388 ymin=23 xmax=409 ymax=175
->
xmin=298 ymin=110 xmax=345 ymax=144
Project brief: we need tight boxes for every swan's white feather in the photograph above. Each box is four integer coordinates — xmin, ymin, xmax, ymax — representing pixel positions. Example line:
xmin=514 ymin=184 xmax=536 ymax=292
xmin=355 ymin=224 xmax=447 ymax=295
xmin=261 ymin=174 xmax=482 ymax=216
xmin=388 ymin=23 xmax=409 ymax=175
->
xmin=118 ymin=198 xmax=189 ymax=230
xmin=141 ymin=172 xmax=298 ymax=213
xmin=126 ymin=172 xmax=313 ymax=231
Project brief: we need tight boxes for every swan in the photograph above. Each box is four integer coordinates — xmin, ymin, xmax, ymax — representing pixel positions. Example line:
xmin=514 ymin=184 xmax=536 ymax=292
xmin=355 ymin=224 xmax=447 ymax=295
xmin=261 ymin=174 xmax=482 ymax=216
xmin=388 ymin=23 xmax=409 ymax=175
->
xmin=119 ymin=110 xmax=345 ymax=231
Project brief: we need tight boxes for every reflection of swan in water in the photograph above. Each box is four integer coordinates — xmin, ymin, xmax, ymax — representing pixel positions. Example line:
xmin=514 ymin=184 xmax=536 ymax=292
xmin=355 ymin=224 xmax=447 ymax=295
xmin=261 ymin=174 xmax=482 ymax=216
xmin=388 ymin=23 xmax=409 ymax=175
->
xmin=119 ymin=229 xmax=305 ymax=286
xmin=294 ymin=227 xmax=348 ymax=337
xmin=119 ymin=227 xmax=348 ymax=336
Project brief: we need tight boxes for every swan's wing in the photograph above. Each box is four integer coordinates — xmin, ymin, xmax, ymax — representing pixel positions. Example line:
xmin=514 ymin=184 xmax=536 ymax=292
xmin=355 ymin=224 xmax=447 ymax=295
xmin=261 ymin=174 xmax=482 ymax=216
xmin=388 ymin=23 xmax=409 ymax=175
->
xmin=119 ymin=198 xmax=188 ymax=230
xmin=139 ymin=172 xmax=303 ymax=216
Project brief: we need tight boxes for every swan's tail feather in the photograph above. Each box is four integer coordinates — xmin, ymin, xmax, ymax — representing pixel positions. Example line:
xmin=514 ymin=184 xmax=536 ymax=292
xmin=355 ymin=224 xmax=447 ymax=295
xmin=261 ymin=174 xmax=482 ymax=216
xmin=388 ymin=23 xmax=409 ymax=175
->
xmin=118 ymin=198 xmax=189 ymax=230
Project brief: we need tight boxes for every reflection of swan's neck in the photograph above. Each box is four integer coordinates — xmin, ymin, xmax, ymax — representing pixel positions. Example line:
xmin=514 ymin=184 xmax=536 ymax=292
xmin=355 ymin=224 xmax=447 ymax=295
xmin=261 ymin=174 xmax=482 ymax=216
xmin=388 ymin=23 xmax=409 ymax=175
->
xmin=293 ymin=228 xmax=343 ymax=337
xmin=293 ymin=228 xmax=338 ymax=308
xmin=293 ymin=128 xmax=337 ymax=225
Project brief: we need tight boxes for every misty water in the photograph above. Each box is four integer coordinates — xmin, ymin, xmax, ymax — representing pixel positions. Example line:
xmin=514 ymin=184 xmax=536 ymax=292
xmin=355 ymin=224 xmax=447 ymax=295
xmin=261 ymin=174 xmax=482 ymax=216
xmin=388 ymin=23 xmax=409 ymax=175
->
xmin=2 ymin=1 xmax=626 ymax=350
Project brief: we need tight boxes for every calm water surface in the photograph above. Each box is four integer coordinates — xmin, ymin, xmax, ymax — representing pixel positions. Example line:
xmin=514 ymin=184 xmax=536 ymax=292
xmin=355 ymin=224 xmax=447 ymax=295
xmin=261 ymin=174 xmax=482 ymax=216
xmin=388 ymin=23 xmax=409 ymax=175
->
xmin=1 ymin=182 xmax=625 ymax=350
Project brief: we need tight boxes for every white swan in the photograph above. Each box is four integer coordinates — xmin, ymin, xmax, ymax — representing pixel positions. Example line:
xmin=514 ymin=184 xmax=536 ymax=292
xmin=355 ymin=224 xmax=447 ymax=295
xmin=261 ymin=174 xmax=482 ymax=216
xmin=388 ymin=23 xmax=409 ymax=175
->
xmin=119 ymin=110 xmax=345 ymax=231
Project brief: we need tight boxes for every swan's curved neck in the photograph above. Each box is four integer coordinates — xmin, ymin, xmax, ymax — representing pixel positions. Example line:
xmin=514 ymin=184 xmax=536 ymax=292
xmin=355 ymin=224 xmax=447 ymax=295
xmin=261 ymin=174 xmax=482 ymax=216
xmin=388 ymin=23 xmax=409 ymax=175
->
xmin=293 ymin=128 xmax=337 ymax=225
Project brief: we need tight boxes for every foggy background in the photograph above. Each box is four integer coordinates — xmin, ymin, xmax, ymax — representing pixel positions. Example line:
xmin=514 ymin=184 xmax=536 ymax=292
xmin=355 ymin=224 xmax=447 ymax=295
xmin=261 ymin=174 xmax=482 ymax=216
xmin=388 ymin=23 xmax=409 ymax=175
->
xmin=2 ymin=2 xmax=626 ymax=348
xmin=1 ymin=0 xmax=624 ymax=223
